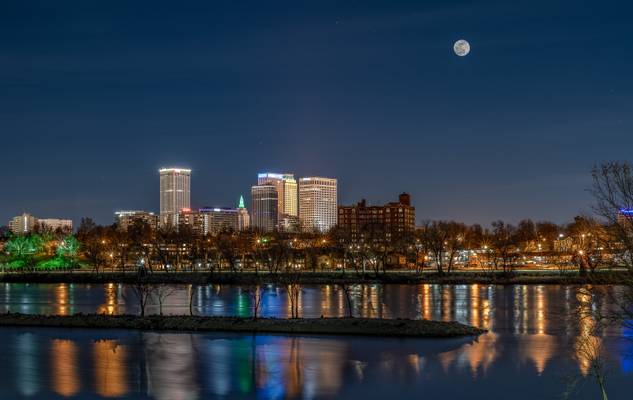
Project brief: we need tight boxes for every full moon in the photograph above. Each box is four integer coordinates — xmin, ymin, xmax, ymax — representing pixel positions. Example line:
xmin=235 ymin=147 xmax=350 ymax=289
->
xmin=453 ymin=39 xmax=470 ymax=56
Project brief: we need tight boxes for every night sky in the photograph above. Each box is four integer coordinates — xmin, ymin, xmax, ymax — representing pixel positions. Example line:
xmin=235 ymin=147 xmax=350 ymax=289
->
xmin=2 ymin=0 xmax=632 ymax=227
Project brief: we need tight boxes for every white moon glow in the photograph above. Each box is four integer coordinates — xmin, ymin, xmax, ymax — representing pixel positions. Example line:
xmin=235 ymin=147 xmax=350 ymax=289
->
xmin=453 ymin=39 xmax=470 ymax=56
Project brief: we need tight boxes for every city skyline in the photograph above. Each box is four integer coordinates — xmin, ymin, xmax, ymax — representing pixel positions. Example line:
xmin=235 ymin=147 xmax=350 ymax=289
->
xmin=0 ymin=163 xmax=609 ymax=229
xmin=1 ymin=3 xmax=632 ymax=399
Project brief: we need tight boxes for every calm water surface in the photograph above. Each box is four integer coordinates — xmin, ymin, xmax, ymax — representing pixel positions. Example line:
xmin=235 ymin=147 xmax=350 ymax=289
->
xmin=0 ymin=283 xmax=630 ymax=399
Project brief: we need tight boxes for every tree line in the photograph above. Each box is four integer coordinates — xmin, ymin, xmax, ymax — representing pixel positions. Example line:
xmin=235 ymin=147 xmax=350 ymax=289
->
xmin=1 ymin=162 xmax=633 ymax=276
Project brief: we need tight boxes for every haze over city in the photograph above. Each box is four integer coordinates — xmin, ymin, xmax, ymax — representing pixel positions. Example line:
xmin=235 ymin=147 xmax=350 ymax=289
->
xmin=2 ymin=0 xmax=633 ymax=226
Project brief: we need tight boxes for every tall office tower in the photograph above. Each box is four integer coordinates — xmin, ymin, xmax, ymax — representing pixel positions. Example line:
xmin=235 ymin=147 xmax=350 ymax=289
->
xmin=159 ymin=167 xmax=191 ymax=226
xmin=298 ymin=177 xmax=338 ymax=233
xmin=257 ymin=172 xmax=298 ymax=230
xmin=237 ymin=195 xmax=251 ymax=231
xmin=251 ymin=184 xmax=278 ymax=232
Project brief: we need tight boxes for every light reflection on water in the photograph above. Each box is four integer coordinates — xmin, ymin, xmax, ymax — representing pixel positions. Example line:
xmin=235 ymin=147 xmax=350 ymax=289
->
xmin=0 ymin=282 xmax=619 ymax=332
xmin=0 ymin=328 xmax=629 ymax=399
xmin=0 ymin=283 xmax=630 ymax=399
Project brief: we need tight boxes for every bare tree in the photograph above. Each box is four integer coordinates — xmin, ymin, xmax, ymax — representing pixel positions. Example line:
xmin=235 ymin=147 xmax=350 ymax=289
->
xmin=420 ymin=221 xmax=466 ymax=274
xmin=536 ymin=221 xmax=562 ymax=252
xmin=340 ymin=284 xmax=354 ymax=318
xmin=591 ymin=162 xmax=633 ymax=270
xmin=126 ymin=280 xmax=153 ymax=317
xmin=583 ymin=163 xmax=633 ymax=398
xmin=253 ymin=232 xmax=291 ymax=275
xmin=329 ymin=226 xmax=354 ymax=273
xmin=567 ymin=287 xmax=610 ymax=400
xmin=574 ymin=333 xmax=609 ymax=400
xmin=188 ymin=284 xmax=197 ymax=316
xmin=567 ymin=216 xmax=611 ymax=275
xmin=128 ymin=220 xmax=155 ymax=273
xmin=152 ymin=225 xmax=178 ymax=272
xmin=153 ymin=284 xmax=176 ymax=316
xmin=217 ymin=230 xmax=239 ymax=272
xmin=283 ymin=271 xmax=302 ymax=318
xmin=592 ymin=282 xmax=633 ymax=338
xmin=76 ymin=218 xmax=107 ymax=274
xmin=246 ymin=285 xmax=264 ymax=320
xmin=489 ymin=221 xmax=518 ymax=274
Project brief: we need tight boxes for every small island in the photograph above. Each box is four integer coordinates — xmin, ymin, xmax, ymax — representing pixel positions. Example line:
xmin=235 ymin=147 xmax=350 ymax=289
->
xmin=0 ymin=313 xmax=485 ymax=338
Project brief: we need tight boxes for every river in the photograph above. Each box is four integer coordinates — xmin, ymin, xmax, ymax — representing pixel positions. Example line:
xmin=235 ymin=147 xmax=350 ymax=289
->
xmin=0 ymin=283 xmax=630 ymax=399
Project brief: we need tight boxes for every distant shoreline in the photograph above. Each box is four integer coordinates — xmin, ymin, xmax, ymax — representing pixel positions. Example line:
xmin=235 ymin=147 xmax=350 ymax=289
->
xmin=0 ymin=313 xmax=485 ymax=338
xmin=0 ymin=270 xmax=629 ymax=285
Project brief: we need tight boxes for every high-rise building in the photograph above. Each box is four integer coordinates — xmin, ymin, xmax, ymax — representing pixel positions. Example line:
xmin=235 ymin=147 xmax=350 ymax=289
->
xmin=251 ymin=184 xmax=278 ymax=232
xmin=114 ymin=210 xmax=158 ymax=231
xmin=298 ymin=177 xmax=338 ymax=233
xmin=9 ymin=213 xmax=37 ymax=235
xmin=159 ymin=167 xmax=191 ymax=226
xmin=337 ymin=193 xmax=416 ymax=244
xmin=237 ymin=195 xmax=250 ymax=231
xmin=257 ymin=172 xmax=298 ymax=230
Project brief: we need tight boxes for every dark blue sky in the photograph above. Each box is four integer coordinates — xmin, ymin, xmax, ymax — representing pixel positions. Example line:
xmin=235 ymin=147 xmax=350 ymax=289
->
xmin=1 ymin=0 xmax=632 ymax=226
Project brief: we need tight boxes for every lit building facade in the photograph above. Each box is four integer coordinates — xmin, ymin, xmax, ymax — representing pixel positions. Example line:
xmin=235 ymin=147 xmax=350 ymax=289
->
xmin=251 ymin=184 xmax=278 ymax=232
xmin=298 ymin=177 xmax=338 ymax=233
xmin=9 ymin=213 xmax=72 ymax=235
xmin=337 ymin=193 xmax=416 ymax=244
xmin=114 ymin=210 xmax=158 ymax=231
xmin=38 ymin=219 xmax=73 ymax=233
xmin=257 ymin=172 xmax=298 ymax=231
xmin=9 ymin=213 xmax=37 ymax=235
xmin=177 ymin=208 xmax=206 ymax=236
xmin=199 ymin=207 xmax=239 ymax=234
xmin=159 ymin=167 xmax=191 ymax=227
xmin=617 ymin=208 xmax=633 ymax=226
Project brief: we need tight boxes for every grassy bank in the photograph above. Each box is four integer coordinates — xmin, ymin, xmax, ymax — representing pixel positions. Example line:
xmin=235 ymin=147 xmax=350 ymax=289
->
xmin=0 ymin=270 xmax=630 ymax=285
xmin=0 ymin=313 xmax=485 ymax=337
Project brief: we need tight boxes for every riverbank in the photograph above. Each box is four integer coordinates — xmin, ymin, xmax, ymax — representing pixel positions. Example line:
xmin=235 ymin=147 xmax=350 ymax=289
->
xmin=0 ymin=313 xmax=485 ymax=337
xmin=0 ymin=269 xmax=630 ymax=285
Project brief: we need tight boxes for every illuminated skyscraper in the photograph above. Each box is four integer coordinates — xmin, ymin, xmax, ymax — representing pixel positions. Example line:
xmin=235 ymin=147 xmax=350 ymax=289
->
xmin=159 ymin=167 xmax=191 ymax=226
xmin=237 ymin=195 xmax=251 ymax=231
xmin=251 ymin=184 xmax=278 ymax=232
xmin=257 ymin=172 xmax=298 ymax=230
xmin=298 ymin=177 xmax=338 ymax=233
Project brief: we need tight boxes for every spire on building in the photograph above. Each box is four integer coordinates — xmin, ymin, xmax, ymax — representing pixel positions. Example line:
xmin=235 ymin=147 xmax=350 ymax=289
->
xmin=238 ymin=195 xmax=245 ymax=209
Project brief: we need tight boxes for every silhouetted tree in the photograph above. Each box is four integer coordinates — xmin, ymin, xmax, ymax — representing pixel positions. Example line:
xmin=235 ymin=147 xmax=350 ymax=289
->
xmin=420 ymin=221 xmax=466 ymax=274
xmin=489 ymin=221 xmax=518 ymax=274
xmin=591 ymin=161 xmax=633 ymax=270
